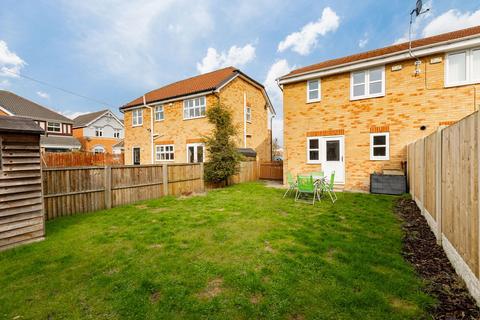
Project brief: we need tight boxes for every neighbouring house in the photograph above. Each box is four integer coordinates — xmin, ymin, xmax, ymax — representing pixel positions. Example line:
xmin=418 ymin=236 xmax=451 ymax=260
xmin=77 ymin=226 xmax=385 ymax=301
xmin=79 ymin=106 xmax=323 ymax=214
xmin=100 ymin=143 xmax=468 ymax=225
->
xmin=72 ymin=109 xmax=124 ymax=154
xmin=0 ymin=90 xmax=81 ymax=152
xmin=120 ymin=67 xmax=275 ymax=165
xmin=279 ymin=26 xmax=480 ymax=192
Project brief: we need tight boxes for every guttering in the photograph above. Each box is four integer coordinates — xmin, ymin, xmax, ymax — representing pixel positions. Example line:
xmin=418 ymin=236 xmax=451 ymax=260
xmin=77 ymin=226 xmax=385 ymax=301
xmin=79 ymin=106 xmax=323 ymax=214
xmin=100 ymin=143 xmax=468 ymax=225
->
xmin=121 ymin=90 xmax=216 ymax=112
xmin=279 ymin=36 xmax=480 ymax=85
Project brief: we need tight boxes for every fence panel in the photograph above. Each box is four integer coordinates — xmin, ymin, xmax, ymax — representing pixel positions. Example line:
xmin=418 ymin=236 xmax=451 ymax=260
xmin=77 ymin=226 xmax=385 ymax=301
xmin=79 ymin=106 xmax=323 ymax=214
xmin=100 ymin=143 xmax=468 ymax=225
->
xmin=424 ymin=133 xmax=436 ymax=219
xmin=259 ymin=162 xmax=283 ymax=180
xmin=42 ymin=152 xmax=124 ymax=167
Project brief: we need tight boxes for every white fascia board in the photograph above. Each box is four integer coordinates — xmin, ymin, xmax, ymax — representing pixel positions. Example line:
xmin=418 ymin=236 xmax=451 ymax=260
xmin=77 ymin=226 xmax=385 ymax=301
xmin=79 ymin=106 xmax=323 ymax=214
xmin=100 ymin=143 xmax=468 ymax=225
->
xmin=279 ymin=36 xmax=480 ymax=85
xmin=122 ymin=91 xmax=216 ymax=112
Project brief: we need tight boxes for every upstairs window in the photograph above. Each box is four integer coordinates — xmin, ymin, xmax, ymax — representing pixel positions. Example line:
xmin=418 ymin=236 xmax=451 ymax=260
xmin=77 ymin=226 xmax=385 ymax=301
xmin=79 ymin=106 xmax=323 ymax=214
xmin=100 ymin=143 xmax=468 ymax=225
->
xmin=351 ymin=67 xmax=385 ymax=100
xmin=370 ymin=132 xmax=389 ymax=161
xmin=183 ymin=96 xmax=206 ymax=119
xmin=446 ymin=48 xmax=480 ymax=86
xmin=246 ymin=107 xmax=252 ymax=122
xmin=95 ymin=127 xmax=103 ymax=137
xmin=154 ymin=105 xmax=164 ymax=121
xmin=132 ymin=109 xmax=143 ymax=126
xmin=307 ymin=79 xmax=321 ymax=102
xmin=47 ymin=122 xmax=61 ymax=133
xmin=113 ymin=129 xmax=120 ymax=138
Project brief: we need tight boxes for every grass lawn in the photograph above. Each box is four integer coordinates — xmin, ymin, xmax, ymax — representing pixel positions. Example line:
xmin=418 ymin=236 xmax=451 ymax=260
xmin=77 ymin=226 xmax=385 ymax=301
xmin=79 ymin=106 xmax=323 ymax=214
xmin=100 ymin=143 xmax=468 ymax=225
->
xmin=0 ymin=182 xmax=433 ymax=319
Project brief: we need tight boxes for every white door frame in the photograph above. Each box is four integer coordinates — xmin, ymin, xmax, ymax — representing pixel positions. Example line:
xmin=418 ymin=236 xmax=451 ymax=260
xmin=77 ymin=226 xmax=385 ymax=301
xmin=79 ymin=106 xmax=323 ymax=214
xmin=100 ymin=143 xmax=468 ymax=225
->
xmin=186 ymin=143 xmax=205 ymax=163
xmin=132 ymin=147 xmax=141 ymax=165
xmin=321 ymin=135 xmax=345 ymax=184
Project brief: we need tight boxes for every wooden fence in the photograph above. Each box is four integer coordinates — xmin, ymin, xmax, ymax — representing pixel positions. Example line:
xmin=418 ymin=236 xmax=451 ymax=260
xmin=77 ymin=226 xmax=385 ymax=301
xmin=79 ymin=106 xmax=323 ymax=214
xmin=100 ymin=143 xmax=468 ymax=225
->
xmin=42 ymin=152 xmax=124 ymax=167
xmin=259 ymin=161 xmax=283 ymax=180
xmin=42 ymin=161 xmax=258 ymax=220
xmin=407 ymin=111 xmax=480 ymax=303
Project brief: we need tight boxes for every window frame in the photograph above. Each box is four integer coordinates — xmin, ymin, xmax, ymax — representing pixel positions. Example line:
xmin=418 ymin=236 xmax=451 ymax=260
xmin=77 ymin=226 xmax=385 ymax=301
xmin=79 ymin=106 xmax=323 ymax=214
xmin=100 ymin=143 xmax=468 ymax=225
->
xmin=132 ymin=109 xmax=143 ymax=127
xmin=47 ymin=122 xmax=61 ymax=133
xmin=183 ymin=96 xmax=206 ymax=120
xmin=113 ymin=129 xmax=121 ymax=138
xmin=92 ymin=145 xmax=105 ymax=154
xmin=155 ymin=144 xmax=175 ymax=162
xmin=246 ymin=106 xmax=252 ymax=123
xmin=350 ymin=67 xmax=385 ymax=101
xmin=95 ymin=127 xmax=103 ymax=137
xmin=306 ymin=79 xmax=321 ymax=103
xmin=154 ymin=104 xmax=165 ymax=121
xmin=370 ymin=132 xmax=390 ymax=161
xmin=186 ymin=143 xmax=205 ymax=163
xmin=445 ymin=48 xmax=480 ymax=87
xmin=307 ymin=137 xmax=321 ymax=164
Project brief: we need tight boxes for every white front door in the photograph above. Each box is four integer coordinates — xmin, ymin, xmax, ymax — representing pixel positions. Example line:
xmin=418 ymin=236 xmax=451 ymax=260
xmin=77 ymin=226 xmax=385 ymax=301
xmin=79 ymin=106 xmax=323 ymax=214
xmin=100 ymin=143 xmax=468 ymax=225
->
xmin=186 ymin=143 xmax=205 ymax=163
xmin=322 ymin=136 xmax=345 ymax=184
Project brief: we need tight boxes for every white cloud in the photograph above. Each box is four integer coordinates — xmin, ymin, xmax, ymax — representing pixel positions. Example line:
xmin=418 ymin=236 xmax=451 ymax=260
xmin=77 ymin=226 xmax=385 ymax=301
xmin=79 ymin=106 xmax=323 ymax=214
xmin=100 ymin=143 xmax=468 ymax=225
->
xmin=277 ymin=7 xmax=340 ymax=55
xmin=0 ymin=40 xmax=26 ymax=77
xmin=358 ymin=33 xmax=369 ymax=48
xmin=264 ymin=59 xmax=294 ymax=147
xmin=36 ymin=91 xmax=50 ymax=99
xmin=62 ymin=0 xmax=214 ymax=87
xmin=196 ymin=44 xmax=256 ymax=74
xmin=422 ymin=9 xmax=480 ymax=37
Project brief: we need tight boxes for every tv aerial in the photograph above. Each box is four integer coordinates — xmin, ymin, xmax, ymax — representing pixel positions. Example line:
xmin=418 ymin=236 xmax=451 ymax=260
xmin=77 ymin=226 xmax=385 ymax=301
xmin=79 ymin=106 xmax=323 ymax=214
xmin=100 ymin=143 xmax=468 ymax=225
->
xmin=409 ymin=0 xmax=431 ymax=75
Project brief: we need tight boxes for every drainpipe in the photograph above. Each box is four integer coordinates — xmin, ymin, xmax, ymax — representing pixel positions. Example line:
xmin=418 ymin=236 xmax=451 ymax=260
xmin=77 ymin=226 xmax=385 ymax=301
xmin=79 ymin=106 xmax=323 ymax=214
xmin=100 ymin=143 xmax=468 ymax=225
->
xmin=143 ymin=95 xmax=154 ymax=164
xmin=270 ymin=113 xmax=275 ymax=161
xmin=243 ymin=92 xmax=247 ymax=148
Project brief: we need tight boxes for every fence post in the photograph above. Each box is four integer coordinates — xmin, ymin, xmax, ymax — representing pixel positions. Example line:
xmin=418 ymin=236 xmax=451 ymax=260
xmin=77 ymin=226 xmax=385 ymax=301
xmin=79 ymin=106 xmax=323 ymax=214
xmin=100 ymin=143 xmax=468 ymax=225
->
xmin=411 ymin=143 xmax=415 ymax=198
xmin=104 ymin=165 xmax=112 ymax=209
xmin=477 ymin=112 xmax=480 ymax=278
xmin=435 ymin=127 xmax=443 ymax=245
xmin=421 ymin=138 xmax=426 ymax=214
xmin=199 ymin=162 xmax=205 ymax=192
xmin=162 ymin=164 xmax=168 ymax=196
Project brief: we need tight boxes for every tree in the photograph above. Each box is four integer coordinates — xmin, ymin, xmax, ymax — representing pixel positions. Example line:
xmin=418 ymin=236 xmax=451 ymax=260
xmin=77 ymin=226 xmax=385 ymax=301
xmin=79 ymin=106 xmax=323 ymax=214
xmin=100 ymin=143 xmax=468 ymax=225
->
xmin=204 ymin=103 xmax=241 ymax=184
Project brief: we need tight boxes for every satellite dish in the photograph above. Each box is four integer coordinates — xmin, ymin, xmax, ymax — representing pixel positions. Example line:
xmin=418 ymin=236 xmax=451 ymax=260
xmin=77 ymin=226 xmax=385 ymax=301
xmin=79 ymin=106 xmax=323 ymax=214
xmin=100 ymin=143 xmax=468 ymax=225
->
xmin=415 ymin=0 xmax=423 ymax=16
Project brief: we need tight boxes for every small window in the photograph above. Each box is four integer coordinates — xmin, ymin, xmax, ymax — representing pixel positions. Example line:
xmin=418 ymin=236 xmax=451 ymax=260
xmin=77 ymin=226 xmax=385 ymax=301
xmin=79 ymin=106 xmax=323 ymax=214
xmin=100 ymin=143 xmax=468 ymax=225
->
xmin=307 ymin=137 xmax=321 ymax=163
xmin=93 ymin=146 xmax=105 ymax=154
xmin=246 ymin=107 xmax=252 ymax=122
xmin=446 ymin=48 xmax=480 ymax=86
xmin=351 ymin=67 xmax=385 ymax=100
xmin=154 ymin=105 xmax=164 ymax=121
xmin=183 ymin=96 xmax=206 ymax=119
xmin=95 ymin=127 xmax=103 ymax=137
xmin=113 ymin=129 xmax=120 ymax=138
xmin=132 ymin=109 xmax=143 ymax=126
xmin=156 ymin=145 xmax=175 ymax=161
xmin=307 ymin=79 xmax=321 ymax=102
xmin=47 ymin=122 xmax=61 ymax=132
xmin=370 ymin=132 xmax=389 ymax=161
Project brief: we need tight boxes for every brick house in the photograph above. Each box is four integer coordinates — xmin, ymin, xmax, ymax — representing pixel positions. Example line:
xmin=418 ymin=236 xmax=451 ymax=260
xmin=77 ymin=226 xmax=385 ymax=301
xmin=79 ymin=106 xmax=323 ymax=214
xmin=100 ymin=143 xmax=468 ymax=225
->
xmin=0 ymin=90 xmax=81 ymax=152
xmin=279 ymin=26 xmax=480 ymax=192
xmin=120 ymin=67 xmax=275 ymax=165
xmin=73 ymin=109 xmax=124 ymax=154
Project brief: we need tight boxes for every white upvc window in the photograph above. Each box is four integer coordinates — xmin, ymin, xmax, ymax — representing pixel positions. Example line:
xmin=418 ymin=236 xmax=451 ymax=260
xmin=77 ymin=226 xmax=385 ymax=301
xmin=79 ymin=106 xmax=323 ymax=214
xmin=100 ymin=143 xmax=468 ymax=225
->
xmin=47 ymin=122 xmax=61 ymax=133
xmin=307 ymin=79 xmax=321 ymax=102
xmin=370 ymin=132 xmax=390 ymax=161
xmin=186 ymin=143 xmax=205 ymax=163
xmin=95 ymin=127 xmax=103 ymax=137
xmin=132 ymin=109 xmax=143 ymax=126
xmin=307 ymin=137 xmax=321 ymax=164
xmin=154 ymin=105 xmax=164 ymax=121
xmin=445 ymin=48 xmax=480 ymax=87
xmin=350 ymin=67 xmax=385 ymax=100
xmin=183 ymin=96 xmax=206 ymax=120
xmin=113 ymin=129 xmax=120 ymax=138
xmin=93 ymin=146 xmax=105 ymax=154
xmin=156 ymin=144 xmax=175 ymax=161
xmin=246 ymin=106 xmax=252 ymax=123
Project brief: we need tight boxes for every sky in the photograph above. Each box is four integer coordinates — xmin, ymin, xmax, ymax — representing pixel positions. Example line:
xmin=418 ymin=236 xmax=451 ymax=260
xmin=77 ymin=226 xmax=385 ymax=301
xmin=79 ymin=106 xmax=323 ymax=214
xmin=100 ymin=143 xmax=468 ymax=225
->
xmin=0 ymin=1 xmax=479 ymax=145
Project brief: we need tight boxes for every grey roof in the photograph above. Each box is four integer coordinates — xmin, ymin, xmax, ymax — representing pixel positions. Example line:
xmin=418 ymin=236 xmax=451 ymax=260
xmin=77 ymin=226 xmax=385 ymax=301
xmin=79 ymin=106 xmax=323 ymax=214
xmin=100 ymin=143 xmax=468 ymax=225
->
xmin=113 ymin=140 xmax=124 ymax=148
xmin=237 ymin=148 xmax=257 ymax=158
xmin=40 ymin=135 xmax=81 ymax=149
xmin=73 ymin=109 xmax=109 ymax=128
xmin=0 ymin=90 xmax=73 ymax=123
xmin=0 ymin=116 xmax=44 ymax=134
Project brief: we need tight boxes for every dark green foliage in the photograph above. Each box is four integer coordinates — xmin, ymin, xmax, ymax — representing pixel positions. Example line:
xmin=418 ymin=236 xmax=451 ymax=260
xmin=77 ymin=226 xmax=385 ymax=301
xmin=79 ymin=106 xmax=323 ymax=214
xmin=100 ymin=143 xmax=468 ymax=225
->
xmin=204 ymin=103 xmax=241 ymax=184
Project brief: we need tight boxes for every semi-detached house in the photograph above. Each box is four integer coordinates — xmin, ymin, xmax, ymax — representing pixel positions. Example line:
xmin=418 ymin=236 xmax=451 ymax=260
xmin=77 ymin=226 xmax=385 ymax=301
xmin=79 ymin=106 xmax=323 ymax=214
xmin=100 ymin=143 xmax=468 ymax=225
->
xmin=279 ymin=26 xmax=480 ymax=192
xmin=120 ymin=67 xmax=275 ymax=165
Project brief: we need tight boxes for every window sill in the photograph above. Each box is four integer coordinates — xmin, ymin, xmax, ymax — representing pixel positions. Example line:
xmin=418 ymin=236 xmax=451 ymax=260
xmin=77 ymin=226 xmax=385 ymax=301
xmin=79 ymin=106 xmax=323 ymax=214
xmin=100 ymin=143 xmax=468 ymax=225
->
xmin=307 ymin=161 xmax=322 ymax=165
xmin=350 ymin=93 xmax=385 ymax=101
xmin=445 ymin=80 xmax=480 ymax=88
xmin=306 ymin=99 xmax=321 ymax=104
xmin=370 ymin=157 xmax=390 ymax=161
xmin=183 ymin=116 xmax=206 ymax=121
xmin=154 ymin=119 xmax=165 ymax=122
xmin=132 ymin=124 xmax=143 ymax=127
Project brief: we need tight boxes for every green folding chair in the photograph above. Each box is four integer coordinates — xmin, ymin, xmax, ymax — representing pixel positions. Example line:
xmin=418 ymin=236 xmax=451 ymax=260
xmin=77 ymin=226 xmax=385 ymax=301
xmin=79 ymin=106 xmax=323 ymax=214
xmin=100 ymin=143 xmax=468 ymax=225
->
xmin=295 ymin=175 xmax=320 ymax=205
xmin=323 ymin=171 xmax=337 ymax=203
xmin=283 ymin=172 xmax=297 ymax=198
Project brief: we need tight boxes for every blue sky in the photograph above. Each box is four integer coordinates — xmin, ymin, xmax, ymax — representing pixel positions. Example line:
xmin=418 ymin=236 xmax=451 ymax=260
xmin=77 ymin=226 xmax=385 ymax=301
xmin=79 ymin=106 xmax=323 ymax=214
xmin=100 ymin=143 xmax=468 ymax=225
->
xmin=1 ymin=0 xmax=479 ymax=144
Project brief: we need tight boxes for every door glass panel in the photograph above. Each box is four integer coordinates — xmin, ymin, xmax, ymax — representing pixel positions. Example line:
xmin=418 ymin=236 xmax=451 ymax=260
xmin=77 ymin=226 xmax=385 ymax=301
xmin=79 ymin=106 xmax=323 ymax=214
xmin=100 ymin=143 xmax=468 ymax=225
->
xmin=326 ymin=140 xmax=340 ymax=161
xmin=188 ymin=146 xmax=195 ymax=163
xmin=197 ymin=146 xmax=204 ymax=163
